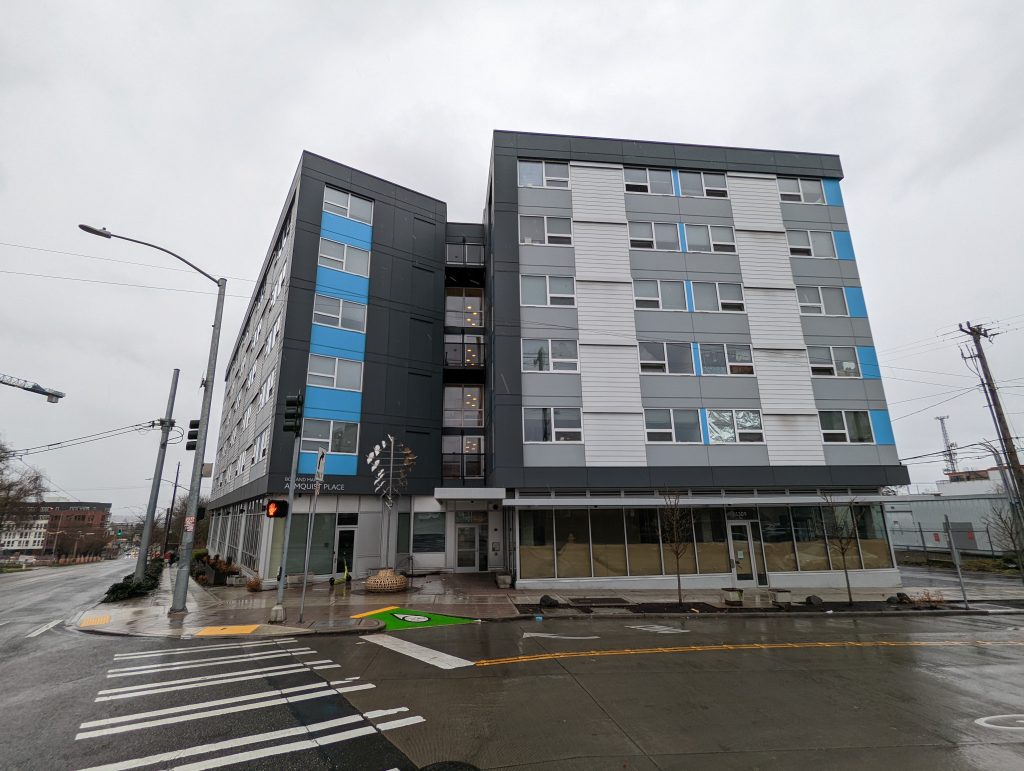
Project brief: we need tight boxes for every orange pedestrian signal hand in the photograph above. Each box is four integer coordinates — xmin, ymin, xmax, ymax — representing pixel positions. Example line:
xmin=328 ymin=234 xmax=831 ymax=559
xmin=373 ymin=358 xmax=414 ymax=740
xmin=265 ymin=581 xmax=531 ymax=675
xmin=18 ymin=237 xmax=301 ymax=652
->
xmin=265 ymin=499 xmax=289 ymax=518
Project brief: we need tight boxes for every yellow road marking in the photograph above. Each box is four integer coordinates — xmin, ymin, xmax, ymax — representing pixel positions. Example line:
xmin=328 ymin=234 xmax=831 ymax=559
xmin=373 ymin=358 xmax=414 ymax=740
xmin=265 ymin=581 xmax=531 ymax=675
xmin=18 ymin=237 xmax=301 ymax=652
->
xmin=474 ymin=639 xmax=1024 ymax=667
xmin=195 ymin=624 xmax=260 ymax=636
xmin=79 ymin=615 xmax=111 ymax=628
xmin=350 ymin=606 xmax=400 ymax=619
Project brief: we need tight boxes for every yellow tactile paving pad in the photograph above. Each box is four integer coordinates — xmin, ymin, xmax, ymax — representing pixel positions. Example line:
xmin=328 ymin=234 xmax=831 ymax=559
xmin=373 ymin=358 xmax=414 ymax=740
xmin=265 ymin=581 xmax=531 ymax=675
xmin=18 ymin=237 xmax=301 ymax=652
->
xmin=78 ymin=615 xmax=111 ymax=628
xmin=194 ymin=624 xmax=260 ymax=636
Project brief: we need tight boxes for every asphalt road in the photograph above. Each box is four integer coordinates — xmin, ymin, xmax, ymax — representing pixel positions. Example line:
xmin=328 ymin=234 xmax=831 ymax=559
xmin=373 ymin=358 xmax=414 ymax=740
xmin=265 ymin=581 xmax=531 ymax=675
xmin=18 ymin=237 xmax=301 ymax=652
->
xmin=3 ymin=564 xmax=1024 ymax=770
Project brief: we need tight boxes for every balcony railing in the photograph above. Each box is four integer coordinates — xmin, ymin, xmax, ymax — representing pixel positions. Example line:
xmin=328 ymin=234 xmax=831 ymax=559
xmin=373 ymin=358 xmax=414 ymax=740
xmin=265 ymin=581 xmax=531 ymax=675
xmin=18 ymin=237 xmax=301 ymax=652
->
xmin=446 ymin=243 xmax=485 ymax=266
xmin=443 ymin=453 xmax=486 ymax=479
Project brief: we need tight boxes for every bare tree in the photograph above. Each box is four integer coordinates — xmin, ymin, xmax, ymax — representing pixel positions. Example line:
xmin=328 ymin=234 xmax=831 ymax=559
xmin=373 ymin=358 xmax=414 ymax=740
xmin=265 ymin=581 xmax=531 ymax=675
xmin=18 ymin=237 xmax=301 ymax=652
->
xmin=0 ymin=441 xmax=45 ymax=551
xmin=821 ymin=492 xmax=862 ymax=606
xmin=660 ymin=490 xmax=696 ymax=605
xmin=984 ymin=497 xmax=1024 ymax=585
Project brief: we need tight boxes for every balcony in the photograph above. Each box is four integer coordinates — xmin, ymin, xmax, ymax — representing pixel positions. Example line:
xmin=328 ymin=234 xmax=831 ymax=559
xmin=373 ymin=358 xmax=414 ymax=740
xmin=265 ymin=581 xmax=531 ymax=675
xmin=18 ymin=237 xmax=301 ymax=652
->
xmin=444 ymin=335 xmax=485 ymax=368
xmin=446 ymin=242 xmax=485 ymax=267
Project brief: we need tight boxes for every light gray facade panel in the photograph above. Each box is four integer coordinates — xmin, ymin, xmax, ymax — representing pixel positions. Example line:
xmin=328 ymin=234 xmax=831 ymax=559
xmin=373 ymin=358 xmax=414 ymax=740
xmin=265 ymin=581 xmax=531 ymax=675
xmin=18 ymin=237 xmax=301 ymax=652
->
xmin=823 ymin=445 xmax=890 ymax=466
xmin=624 ymin=193 xmax=680 ymax=218
xmin=584 ymin=412 xmax=648 ymax=466
xmin=518 ymin=187 xmax=573 ymax=210
xmin=736 ymin=231 xmax=794 ymax=289
xmin=811 ymin=378 xmax=874 ymax=404
xmin=678 ymin=198 xmax=735 ymax=221
xmin=633 ymin=311 xmax=694 ymax=337
xmin=577 ymin=281 xmax=637 ymax=345
xmin=629 ymin=250 xmax=686 ymax=276
xmin=707 ymin=445 xmax=772 ymax=466
xmin=684 ymin=254 xmax=743 ymax=276
xmin=746 ymin=288 xmax=805 ymax=349
xmin=877 ymin=445 xmax=900 ymax=465
xmin=678 ymin=210 xmax=735 ymax=227
xmin=646 ymin=445 xmax=711 ymax=467
xmin=839 ymin=262 xmax=861 ymax=282
xmin=753 ymin=349 xmax=817 ymax=414
xmin=691 ymin=313 xmax=751 ymax=336
xmin=523 ymin=443 xmax=587 ymax=467
xmin=698 ymin=377 xmax=761 ymax=401
xmin=519 ymin=202 xmax=573 ymax=217
xmin=573 ymin=222 xmax=631 ymax=281
xmin=521 ymin=394 xmax=583 ymax=408
xmin=569 ymin=164 xmax=627 ymax=223
xmin=801 ymin=317 xmax=874 ymax=346
xmin=727 ymin=174 xmax=785 ymax=232
xmin=519 ymin=307 xmax=580 ymax=337
xmin=763 ymin=414 xmax=827 ymax=466
xmin=639 ymin=376 xmax=703 ymax=401
xmin=518 ymin=244 xmax=577 ymax=273
xmin=790 ymin=257 xmax=845 ymax=282
xmin=780 ymin=203 xmax=849 ymax=229
xmin=580 ymin=345 xmax=643 ymax=411
xmin=521 ymin=373 xmax=583 ymax=398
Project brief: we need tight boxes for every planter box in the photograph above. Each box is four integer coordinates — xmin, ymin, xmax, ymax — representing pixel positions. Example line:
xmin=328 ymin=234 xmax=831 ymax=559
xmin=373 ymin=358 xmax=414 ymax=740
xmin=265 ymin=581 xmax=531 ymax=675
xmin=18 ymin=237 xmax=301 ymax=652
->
xmin=771 ymin=589 xmax=792 ymax=607
xmin=721 ymin=588 xmax=744 ymax=606
xmin=495 ymin=573 xmax=512 ymax=589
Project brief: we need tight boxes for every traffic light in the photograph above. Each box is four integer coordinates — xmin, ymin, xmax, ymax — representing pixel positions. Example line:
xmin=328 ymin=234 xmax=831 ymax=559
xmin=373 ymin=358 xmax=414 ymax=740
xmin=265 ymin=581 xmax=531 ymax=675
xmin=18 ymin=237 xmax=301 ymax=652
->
xmin=265 ymin=499 xmax=289 ymax=519
xmin=116 ymin=529 xmax=123 ymax=537
xmin=196 ymin=505 xmax=206 ymax=521
xmin=283 ymin=393 xmax=304 ymax=435
xmin=185 ymin=419 xmax=200 ymax=451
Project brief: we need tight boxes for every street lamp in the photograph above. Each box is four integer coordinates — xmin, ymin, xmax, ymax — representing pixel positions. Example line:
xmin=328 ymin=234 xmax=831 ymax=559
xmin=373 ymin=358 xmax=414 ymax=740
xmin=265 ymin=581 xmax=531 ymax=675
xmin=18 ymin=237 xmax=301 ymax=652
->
xmin=79 ymin=223 xmax=226 ymax=613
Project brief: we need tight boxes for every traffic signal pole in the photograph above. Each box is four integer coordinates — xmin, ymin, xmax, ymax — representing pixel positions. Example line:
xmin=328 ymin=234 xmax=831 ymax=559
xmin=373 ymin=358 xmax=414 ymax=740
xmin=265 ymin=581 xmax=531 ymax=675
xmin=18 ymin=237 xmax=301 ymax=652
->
xmin=135 ymin=369 xmax=179 ymax=582
xmin=269 ymin=436 xmax=301 ymax=624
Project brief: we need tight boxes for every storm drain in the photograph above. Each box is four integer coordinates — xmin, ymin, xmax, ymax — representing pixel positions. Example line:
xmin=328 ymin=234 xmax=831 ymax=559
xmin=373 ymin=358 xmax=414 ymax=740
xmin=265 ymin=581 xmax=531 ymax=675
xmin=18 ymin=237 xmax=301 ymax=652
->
xmin=569 ymin=596 xmax=630 ymax=606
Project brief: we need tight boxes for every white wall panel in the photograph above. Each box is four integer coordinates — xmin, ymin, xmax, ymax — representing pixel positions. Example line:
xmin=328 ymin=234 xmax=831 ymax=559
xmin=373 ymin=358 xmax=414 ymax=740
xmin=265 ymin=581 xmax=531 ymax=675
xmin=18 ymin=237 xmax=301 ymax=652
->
xmin=573 ymin=222 xmax=631 ymax=282
xmin=736 ymin=231 xmax=794 ymax=288
xmin=745 ymin=288 xmax=805 ymax=349
xmin=763 ymin=414 xmax=826 ymax=465
xmin=570 ymin=163 xmax=627 ymax=223
xmin=727 ymin=173 xmax=785 ymax=232
xmin=753 ymin=349 xmax=817 ymax=414
xmin=583 ymin=412 xmax=647 ymax=466
xmin=576 ymin=281 xmax=637 ymax=345
xmin=580 ymin=344 xmax=642 ymax=412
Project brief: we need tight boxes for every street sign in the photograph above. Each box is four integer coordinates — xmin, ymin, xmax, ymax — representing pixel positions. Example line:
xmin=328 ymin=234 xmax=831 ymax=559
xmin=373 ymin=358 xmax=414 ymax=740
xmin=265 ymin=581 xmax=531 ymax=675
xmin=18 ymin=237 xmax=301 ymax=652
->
xmin=184 ymin=515 xmax=196 ymax=533
xmin=315 ymin=448 xmax=326 ymax=482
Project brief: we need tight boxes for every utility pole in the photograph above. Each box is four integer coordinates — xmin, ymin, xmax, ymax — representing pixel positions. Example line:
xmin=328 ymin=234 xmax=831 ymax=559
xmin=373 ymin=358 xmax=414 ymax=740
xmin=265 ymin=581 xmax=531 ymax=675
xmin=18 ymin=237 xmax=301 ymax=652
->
xmin=162 ymin=461 xmax=181 ymax=557
xmin=959 ymin=322 xmax=1024 ymax=510
xmin=135 ymin=369 xmax=178 ymax=582
xmin=935 ymin=415 xmax=958 ymax=475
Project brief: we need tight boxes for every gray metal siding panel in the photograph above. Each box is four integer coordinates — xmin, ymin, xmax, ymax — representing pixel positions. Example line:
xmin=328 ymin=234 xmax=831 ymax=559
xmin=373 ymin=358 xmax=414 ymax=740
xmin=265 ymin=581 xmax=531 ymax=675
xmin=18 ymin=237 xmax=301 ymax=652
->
xmin=746 ymin=288 xmax=805 ymax=349
xmin=519 ymin=245 xmax=576 ymax=273
xmin=583 ymin=412 xmax=647 ymax=466
xmin=727 ymin=174 xmax=785 ymax=232
xmin=523 ymin=444 xmax=586 ymax=467
xmin=678 ymin=197 xmax=735 ymax=221
xmin=736 ymin=231 xmax=794 ymax=288
xmin=521 ymin=373 xmax=583 ymax=399
xmin=706 ymin=445 xmax=772 ymax=466
xmin=780 ymin=202 xmax=848 ymax=229
xmin=518 ymin=187 xmax=573 ymax=210
xmin=763 ymin=414 xmax=826 ymax=465
xmin=573 ymin=222 xmax=631 ymax=281
xmin=569 ymin=164 xmax=627 ymax=223
xmin=753 ymin=349 xmax=817 ymax=414
xmin=640 ymin=376 xmax=702 ymax=401
xmin=519 ymin=307 xmax=579 ymax=338
xmin=823 ymin=445 xmax=890 ymax=466
xmin=624 ymin=193 xmax=680 ymax=218
xmin=646 ymin=445 xmax=711 ymax=467
xmin=577 ymin=281 xmax=637 ymax=345
xmin=580 ymin=344 xmax=643 ymax=411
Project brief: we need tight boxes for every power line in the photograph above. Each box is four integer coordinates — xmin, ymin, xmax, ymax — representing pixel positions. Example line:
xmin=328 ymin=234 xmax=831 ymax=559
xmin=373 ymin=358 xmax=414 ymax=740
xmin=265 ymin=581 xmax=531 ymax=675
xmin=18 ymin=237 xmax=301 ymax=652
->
xmin=0 ymin=269 xmax=254 ymax=298
xmin=890 ymin=386 xmax=979 ymax=422
xmin=16 ymin=457 xmax=81 ymax=502
xmin=14 ymin=422 xmax=158 ymax=457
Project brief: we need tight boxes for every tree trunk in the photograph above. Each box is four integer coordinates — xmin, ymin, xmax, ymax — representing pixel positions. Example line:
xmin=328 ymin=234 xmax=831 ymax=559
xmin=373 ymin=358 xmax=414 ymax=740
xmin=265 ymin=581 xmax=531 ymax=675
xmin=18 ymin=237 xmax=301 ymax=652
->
xmin=675 ymin=554 xmax=682 ymax=605
xmin=842 ymin=550 xmax=853 ymax=606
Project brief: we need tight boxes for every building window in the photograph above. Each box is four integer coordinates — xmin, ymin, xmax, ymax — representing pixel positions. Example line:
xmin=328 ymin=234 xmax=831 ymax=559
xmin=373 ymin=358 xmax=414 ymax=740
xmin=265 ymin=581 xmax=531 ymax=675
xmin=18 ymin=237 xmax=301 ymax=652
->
xmin=692 ymin=282 xmax=745 ymax=312
xmin=446 ymin=242 xmax=485 ymax=266
xmin=520 ymin=216 xmax=572 ymax=246
xmin=633 ymin=280 xmax=686 ymax=310
xmin=267 ymin=316 xmax=281 ymax=348
xmin=241 ymin=402 xmax=254 ymax=430
xmin=628 ymin=221 xmax=680 ymax=250
xmin=258 ymin=370 xmax=275 ymax=408
xmin=444 ymin=334 xmax=484 ymax=367
xmin=322 ymin=187 xmax=373 ymax=224
xmin=645 ymin=409 xmax=701 ymax=443
xmin=707 ymin=409 xmax=764 ymax=443
xmin=445 ymin=288 xmax=484 ymax=328
xmin=787 ymin=230 xmax=836 ymax=258
xmin=521 ymin=275 xmax=575 ymax=307
xmin=679 ymin=171 xmax=728 ymax=198
xmin=684 ymin=224 xmax=736 ymax=253
xmin=522 ymin=339 xmax=579 ymax=372
xmin=797 ymin=286 xmax=848 ymax=316
xmin=246 ymin=363 xmax=257 ymax=388
xmin=808 ymin=346 xmax=860 ymax=377
xmin=624 ymin=167 xmax=673 ymax=195
xmin=312 ymin=294 xmax=367 ymax=332
xmin=254 ymin=429 xmax=269 ymax=460
xmin=699 ymin=344 xmax=754 ymax=375
xmin=819 ymin=411 xmax=874 ymax=443
xmin=412 ymin=512 xmax=446 ymax=552
xmin=523 ymin=407 xmax=583 ymax=443
xmin=638 ymin=342 xmax=694 ymax=374
xmin=318 ymin=238 xmax=370 ymax=278
xmin=301 ymin=418 xmax=359 ymax=454
xmin=444 ymin=386 xmax=484 ymax=427
xmin=307 ymin=354 xmax=362 ymax=391
xmin=518 ymin=160 xmax=570 ymax=188
xmin=778 ymin=177 xmax=825 ymax=204
xmin=442 ymin=436 xmax=484 ymax=479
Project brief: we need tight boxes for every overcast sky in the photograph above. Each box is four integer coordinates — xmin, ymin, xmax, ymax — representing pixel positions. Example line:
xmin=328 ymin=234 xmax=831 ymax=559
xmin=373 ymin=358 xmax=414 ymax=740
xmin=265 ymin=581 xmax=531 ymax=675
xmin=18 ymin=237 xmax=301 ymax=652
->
xmin=2 ymin=1 xmax=1023 ymax=520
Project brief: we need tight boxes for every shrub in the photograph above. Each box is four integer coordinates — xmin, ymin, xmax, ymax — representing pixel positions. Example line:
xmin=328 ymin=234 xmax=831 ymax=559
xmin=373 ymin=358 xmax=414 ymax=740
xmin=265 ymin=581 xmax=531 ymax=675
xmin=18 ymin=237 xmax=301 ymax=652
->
xmin=246 ymin=576 xmax=263 ymax=592
xmin=195 ymin=573 xmax=208 ymax=585
xmin=102 ymin=559 xmax=164 ymax=603
xmin=192 ymin=548 xmax=208 ymax=562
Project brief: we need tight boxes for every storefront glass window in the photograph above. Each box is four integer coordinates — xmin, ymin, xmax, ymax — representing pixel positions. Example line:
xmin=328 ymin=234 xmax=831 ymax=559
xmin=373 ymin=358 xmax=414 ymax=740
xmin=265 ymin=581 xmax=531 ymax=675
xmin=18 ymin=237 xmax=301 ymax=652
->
xmin=792 ymin=506 xmax=830 ymax=570
xmin=555 ymin=509 xmax=591 ymax=577
xmin=759 ymin=506 xmax=798 ymax=572
xmin=518 ymin=510 xmax=555 ymax=578
xmin=590 ymin=510 xmax=627 ymax=576
xmin=856 ymin=504 xmax=893 ymax=568
xmin=660 ymin=507 xmax=697 ymax=574
xmin=693 ymin=508 xmax=729 ymax=573
xmin=625 ymin=508 xmax=663 ymax=576
xmin=397 ymin=511 xmax=410 ymax=555
xmin=824 ymin=506 xmax=863 ymax=570
xmin=412 ymin=512 xmax=445 ymax=553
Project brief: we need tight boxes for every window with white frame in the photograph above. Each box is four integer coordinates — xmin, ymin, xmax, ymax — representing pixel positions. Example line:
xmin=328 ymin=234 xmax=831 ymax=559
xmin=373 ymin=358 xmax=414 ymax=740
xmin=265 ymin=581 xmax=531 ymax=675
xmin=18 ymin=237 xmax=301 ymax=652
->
xmin=318 ymin=238 xmax=371 ymax=277
xmin=266 ymin=316 xmax=281 ymax=348
xmin=797 ymin=285 xmax=848 ymax=315
xmin=808 ymin=346 xmax=860 ymax=377
xmin=245 ymin=362 xmax=257 ymax=388
xmin=778 ymin=177 xmax=825 ymax=204
xmin=645 ymin=409 xmax=702 ymax=443
xmin=301 ymin=418 xmax=360 ymax=454
xmin=624 ymin=167 xmax=673 ymax=195
xmin=322 ymin=187 xmax=373 ymax=224
xmin=254 ymin=429 xmax=269 ymax=461
xmin=254 ymin=319 xmax=263 ymax=343
xmin=307 ymin=353 xmax=363 ymax=391
xmin=258 ymin=370 xmax=275 ymax=408
xmin=520 ymin=275 xmax=575 ymax=306
xmin=234 ymin=453 xmax=246 ymax=477
xmin=787 ymin=230 xmax=836 ymax=258
xmin=243 ymin=444 xmax=254 ymax=468
xmin=270 ymin=270 xmax=285 ymax=306
xmin=518 ymin=160 xmax=570 ymax=188
xmin=692 ymin=282 xmax=745 ymax=312
xmin=707 ymin=409 xmax=764 ymax=443
xmin=819 ymin=410 xmax=873 ymax=443
xmin=522 ymin=339 xmax=579 ymax=372
xmin=628 ymin=221 xmax=680 ymax=250
xmin=312 ymin=294 xmax=367 ymax=332
xmin=685 ymin=224 xmax=736 ymax=253
xmin=678 ymin=171 xmax=728 ymax=198
xmin=519 ymin=216 xmax=572 ymax=246
xmin=700 ymin=344 xmax=754 ymax=375
xmin=523 ymin=407 xmax=583 ymax=442
xmin=241 ymin=401 xmax=254 ymax=430
xmin=638 ymin=341 xmax=694 ymax=374
xmin=633 ymin=279 xmax=686 ymax=310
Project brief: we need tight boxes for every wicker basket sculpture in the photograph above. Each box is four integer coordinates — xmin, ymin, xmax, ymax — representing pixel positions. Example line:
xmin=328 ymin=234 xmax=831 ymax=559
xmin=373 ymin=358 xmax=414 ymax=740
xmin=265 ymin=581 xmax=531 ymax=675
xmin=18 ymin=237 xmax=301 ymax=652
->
xmin=364 ymin=567 xmax=408 ymax=593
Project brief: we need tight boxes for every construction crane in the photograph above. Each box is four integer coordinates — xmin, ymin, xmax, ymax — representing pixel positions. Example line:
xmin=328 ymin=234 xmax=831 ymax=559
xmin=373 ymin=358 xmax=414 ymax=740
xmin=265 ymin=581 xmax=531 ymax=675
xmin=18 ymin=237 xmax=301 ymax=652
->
xmin=935 ymin=415 xmax=958 ymax=474
xmin=0 ymin=372 xmax=65 ymax=403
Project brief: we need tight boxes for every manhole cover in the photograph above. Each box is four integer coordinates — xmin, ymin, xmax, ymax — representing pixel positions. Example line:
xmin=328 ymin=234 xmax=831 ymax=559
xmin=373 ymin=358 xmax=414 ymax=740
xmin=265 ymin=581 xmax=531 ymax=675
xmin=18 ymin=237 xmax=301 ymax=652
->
xmin=569 ymin=597 xmax=630 ymax=606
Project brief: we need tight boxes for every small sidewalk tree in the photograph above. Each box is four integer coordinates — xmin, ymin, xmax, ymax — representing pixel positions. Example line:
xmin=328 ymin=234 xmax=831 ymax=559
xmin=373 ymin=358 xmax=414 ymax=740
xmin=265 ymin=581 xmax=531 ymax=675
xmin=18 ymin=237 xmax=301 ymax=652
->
xmin=660 ymin=490 xmax=695 ymax=606
xmin=985 ymin=494 xmax=1024 ymax=585
xmin=821 ymin=492 xmax=863 ymax=606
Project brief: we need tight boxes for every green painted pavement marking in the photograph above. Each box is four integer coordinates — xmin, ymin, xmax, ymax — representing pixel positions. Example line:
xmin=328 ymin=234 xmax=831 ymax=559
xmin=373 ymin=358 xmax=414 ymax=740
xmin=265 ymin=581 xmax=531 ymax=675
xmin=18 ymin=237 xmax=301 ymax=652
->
xmin=359 ymin=607 xmax=475 ymax=631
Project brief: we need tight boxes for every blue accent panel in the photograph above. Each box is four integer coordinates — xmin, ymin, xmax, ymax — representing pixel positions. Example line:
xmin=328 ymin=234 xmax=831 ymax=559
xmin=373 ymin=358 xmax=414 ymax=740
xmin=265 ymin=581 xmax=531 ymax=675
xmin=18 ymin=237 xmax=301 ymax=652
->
xmin=304 ymin=385 xmax=362 ymax=421
xmin=309 ymin=325 xmax=366 ymax=362
xmin=699 ymin=409 xmax=710 ymax=445
xmin=845 ymin=287 xmax=867 ymax=318
xmin=299 ymin=452 xmax=358 ymax=476
xmin=823 ymin=178 xmax=844 ymax=207
xmin=684 ymin=280 xmax=695 ymax=312
xmin=857 ymin=347 xmax=880 ymax=379
xmin=869 ymin=410 xmax=896 ymax=445
xmin=692 ymin=342 xmax=702 ymax=376
xmin=671 ymin=169 xmax=681 ymax=197
xmin=320 ymin=212 xmax=372 ymax=249
xmin=316 ymin=266 xmax=369 ymax=303
xmin=678 ymin=222 xmax=688 ymax=253
xmin=833 ymin=230 xmax=856 ymax=261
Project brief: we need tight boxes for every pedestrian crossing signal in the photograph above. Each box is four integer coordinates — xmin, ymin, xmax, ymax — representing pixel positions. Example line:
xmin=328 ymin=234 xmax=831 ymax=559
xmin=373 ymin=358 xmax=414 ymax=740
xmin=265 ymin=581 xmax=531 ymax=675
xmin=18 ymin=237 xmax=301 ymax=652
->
xmin=265 ymin=499 xmax=289 ymax=519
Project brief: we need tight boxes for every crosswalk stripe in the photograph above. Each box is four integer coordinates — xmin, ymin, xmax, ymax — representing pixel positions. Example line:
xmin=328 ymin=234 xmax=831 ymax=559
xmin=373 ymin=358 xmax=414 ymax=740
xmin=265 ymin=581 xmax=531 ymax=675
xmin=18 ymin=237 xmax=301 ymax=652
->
xmin=112 ymin=639 xmax=297 ymax=660
xmin=108 ymin=648 xmax=313 ymax=673
xmin=106 ymin=650 xmax=315 ymax=678
xmin=95 ymin=666 xmax=310 ymax=701
xmin=377 ymin=716 xmax=426 ymax=731
xmin=98 ymin=663 xmax=310 ymax=695
xmin=168 ymin=725 xmax=378 ymax=770
xmin=26 ymin=619 xmax=62 ymax=638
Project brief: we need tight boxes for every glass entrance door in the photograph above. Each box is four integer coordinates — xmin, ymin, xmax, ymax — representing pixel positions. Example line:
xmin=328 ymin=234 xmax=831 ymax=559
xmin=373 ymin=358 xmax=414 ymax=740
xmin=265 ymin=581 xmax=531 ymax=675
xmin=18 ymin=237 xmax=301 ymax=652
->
xmin=728 ymin=523 xmax=757 ymax=586
xmin=335 ymin=529 xmax=355 ymax=580
xmin=456 ymin=524 xmax=479 ymax=572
